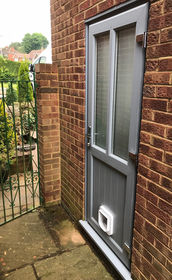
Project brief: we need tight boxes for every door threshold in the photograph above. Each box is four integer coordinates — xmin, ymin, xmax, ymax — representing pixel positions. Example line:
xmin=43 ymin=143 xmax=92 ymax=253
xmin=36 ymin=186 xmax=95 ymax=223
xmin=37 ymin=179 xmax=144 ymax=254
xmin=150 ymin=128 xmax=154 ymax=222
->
xmin=79 ymin=220 xmax=132 ymax=280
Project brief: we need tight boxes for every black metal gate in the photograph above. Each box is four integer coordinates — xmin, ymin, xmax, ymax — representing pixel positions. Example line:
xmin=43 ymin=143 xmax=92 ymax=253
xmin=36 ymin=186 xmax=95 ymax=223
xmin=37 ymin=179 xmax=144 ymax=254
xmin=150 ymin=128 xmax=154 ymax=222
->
xmin=0 ymin=72 xmax=42 ymax=225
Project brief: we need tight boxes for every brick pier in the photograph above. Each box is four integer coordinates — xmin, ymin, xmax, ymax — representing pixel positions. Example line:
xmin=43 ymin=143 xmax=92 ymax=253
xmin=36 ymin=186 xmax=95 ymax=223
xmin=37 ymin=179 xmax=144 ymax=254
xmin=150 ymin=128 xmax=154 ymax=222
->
xmin=35 ymin=63 xmax=61 ymax=204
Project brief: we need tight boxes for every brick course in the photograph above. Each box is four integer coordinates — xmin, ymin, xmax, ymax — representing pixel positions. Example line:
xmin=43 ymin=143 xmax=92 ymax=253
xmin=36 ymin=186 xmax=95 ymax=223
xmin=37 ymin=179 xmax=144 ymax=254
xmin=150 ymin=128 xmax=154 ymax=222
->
xmin=49 ymin=0 xmax=172 ymax=279
xmin=132 ymin=0 xmax=172 ymax=279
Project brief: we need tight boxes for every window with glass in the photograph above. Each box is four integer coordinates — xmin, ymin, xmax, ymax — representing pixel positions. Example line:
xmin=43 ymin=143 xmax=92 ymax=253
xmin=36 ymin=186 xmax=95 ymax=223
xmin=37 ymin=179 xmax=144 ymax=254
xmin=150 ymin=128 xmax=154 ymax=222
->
xmin=93 ymin=26 xmax=136 ymax=160
xmin=112 ymin=26 xmax=135 ymax=160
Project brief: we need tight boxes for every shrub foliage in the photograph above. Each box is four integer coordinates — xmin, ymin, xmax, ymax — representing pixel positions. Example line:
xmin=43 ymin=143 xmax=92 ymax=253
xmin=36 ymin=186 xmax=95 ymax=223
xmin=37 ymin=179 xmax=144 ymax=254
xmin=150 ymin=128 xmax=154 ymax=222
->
xmin=0 ymin=100 xmax=16 ymax=178
xmin=0 ymin=57 xmax=20 ymax=80
xmin=5 ymin=83 xmax=18 ymax=105
xmin=17 ymin=61 xmax=33 ymax=102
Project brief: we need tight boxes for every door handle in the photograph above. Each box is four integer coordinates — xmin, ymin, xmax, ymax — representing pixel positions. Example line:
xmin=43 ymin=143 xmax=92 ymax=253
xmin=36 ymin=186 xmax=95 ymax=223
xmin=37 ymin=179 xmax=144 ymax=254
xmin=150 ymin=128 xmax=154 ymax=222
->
xmin=87 ymin=126 xmax=91 ymax=148
xmin=87 ymin=138 xmax=91 ymax=147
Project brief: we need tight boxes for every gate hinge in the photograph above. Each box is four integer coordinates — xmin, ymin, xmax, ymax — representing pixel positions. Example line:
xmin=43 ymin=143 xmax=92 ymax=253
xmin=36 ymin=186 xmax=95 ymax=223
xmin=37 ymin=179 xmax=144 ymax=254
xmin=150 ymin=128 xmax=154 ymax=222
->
xmin=136 ymin=32 xmax=147 ymax=48
xmin=123 ymin=242 xmax=131 ymax=259
xmin=129 ymin=152 xmax=138 ymax=165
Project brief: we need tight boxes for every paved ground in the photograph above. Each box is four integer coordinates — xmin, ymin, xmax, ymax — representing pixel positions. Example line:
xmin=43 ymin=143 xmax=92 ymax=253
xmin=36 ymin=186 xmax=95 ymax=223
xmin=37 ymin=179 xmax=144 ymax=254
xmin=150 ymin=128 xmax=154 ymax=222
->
xmin=0 ymin=205 xmax=122 ymax=280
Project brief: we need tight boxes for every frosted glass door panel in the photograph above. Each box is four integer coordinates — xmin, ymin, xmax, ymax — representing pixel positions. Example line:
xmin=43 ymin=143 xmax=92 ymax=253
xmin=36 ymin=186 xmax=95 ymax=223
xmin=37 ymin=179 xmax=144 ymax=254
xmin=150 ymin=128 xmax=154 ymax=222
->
xmin=113 ymin=27 xmax=135 ymax=160
xmin=94 ymin=33 xmax=110 ymax=149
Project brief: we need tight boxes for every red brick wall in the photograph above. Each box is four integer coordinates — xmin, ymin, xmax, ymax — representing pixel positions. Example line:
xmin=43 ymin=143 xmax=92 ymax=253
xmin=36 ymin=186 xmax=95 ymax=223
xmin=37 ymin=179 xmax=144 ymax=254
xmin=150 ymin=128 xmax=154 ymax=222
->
xmin=50 ymin=0 xmax=128 ymax=219
xmin=50 ymin=0 xmax=172 ymax=279
xmin=36 ymin=63 xmax=61 ymax=204
xmin=131 ymin=1 xmax=172 ymax=279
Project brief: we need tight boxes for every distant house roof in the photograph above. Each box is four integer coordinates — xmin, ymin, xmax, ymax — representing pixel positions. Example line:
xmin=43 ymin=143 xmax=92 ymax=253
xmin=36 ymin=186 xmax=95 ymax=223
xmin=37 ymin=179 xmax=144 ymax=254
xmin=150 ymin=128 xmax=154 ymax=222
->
xmin=2 ymin=47 xmax=44 ymax=63
xmin=28 ymin=49 xmax=43 ymax=62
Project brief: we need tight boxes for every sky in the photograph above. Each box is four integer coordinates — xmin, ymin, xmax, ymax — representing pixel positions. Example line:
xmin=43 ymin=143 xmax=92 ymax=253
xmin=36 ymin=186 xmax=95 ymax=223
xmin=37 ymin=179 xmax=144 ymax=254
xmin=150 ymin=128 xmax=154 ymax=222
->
xmin=0 ymin=0 xmax=51 ymax=48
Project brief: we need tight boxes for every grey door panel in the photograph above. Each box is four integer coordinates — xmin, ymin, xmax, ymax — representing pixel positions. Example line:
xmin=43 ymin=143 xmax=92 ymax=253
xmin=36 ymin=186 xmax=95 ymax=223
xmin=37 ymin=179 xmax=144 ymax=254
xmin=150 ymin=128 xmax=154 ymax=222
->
xmin=87 ymin=3 xmax=148 ymax=269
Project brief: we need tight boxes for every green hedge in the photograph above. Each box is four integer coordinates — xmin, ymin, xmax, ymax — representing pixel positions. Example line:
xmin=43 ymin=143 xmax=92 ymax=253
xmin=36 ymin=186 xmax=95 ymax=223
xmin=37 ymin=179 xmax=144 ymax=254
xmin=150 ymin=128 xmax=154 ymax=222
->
xmin=0 ymin=57 xmax=21 ymax=80
xmin=0 ymin=100 xmax=16 ymax=182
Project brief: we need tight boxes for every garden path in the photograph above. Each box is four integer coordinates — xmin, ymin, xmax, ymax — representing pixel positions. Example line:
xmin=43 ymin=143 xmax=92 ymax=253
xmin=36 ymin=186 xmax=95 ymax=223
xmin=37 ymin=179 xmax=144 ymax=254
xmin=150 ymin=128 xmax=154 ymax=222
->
xmin=0 ymin=206 xmax=122 ymax=280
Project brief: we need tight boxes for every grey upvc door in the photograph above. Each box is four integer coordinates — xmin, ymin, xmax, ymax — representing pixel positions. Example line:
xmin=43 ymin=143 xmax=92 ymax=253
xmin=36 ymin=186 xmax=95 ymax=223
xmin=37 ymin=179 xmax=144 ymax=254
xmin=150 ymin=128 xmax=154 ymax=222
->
xmin=87 ymin=4 xmax=148 ymax=269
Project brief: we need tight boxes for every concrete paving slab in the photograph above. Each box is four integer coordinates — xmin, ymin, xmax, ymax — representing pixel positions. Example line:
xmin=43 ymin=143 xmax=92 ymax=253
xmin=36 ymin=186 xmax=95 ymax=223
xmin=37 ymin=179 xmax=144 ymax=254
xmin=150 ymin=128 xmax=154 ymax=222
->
xmin=4 ymin=265 xmax=36 ymax=280
xmin=34 ymin=245 xmax=114 ymax=280
xmin=39 ymin=206 xmax=86 ymax=250
xmin=0 ymin=211 xmax=57 ymax=272
xmin=0 ymin=206 xmax=122 ymax=279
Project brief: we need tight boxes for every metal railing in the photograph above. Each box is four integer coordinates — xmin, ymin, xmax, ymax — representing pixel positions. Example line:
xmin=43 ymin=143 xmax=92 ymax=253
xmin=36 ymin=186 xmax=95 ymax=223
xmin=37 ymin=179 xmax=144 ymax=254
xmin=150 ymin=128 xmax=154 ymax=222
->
xmin=0 ymin=75 xmax=42 ymax=225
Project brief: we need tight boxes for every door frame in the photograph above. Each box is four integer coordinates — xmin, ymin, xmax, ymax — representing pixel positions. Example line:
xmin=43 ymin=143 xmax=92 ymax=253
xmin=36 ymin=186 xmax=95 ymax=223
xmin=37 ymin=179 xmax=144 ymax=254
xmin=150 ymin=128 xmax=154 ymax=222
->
xmin=80 ymin=2 xmax=149 ymax=280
